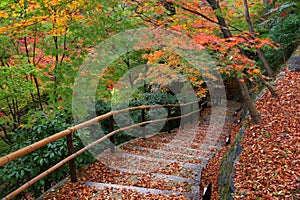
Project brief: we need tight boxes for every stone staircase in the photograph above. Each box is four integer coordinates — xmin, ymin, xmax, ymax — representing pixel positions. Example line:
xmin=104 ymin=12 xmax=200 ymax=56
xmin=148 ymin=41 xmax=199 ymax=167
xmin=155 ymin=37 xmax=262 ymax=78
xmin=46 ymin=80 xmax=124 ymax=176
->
xmin=68 ymin=102 xmax=240 ymax=200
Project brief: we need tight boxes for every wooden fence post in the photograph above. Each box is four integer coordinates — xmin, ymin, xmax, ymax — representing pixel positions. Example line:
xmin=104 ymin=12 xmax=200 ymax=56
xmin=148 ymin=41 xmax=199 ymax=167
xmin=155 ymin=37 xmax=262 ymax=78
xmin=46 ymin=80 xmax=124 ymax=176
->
xmin=167 ymin=105 xmax=171 ymax=133
xmin=66 ymin=133 xmax=77 ymax=182
xmin=109 ymin=115 xmax=115 ymax=153
xmin=142 ymin=108 xmax=146 ymax=138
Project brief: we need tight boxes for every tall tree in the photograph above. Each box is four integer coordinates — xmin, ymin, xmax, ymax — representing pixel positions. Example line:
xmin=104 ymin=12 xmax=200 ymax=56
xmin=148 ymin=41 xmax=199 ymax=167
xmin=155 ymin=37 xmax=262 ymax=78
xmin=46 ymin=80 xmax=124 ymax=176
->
xmin=133 ymin=0 xmax=265 ymax=123
xmin=243 ymin=0 xmax=274 ymax=77
xmin=206 ymin=0 xmax=261 ymax=123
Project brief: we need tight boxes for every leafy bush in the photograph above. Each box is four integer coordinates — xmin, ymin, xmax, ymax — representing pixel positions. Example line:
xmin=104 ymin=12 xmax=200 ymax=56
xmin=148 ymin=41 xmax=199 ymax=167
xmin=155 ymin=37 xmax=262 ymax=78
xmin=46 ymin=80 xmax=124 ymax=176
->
xmin=0 ymin=111 xmax=93 ymax=199
xmin=111 ymin=90 xmax=182 ymax=140
xmin=258 ymin=1 xmax=300 ymax=69
xmin=95 ymin=99 xmax=112 ymax=133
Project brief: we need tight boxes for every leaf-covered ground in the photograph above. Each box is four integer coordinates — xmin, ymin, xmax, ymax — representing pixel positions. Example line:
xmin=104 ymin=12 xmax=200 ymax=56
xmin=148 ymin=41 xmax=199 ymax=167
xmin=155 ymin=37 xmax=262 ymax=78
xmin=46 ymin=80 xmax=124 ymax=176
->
xmin=234 ymin=69 xmax=300 ymax=199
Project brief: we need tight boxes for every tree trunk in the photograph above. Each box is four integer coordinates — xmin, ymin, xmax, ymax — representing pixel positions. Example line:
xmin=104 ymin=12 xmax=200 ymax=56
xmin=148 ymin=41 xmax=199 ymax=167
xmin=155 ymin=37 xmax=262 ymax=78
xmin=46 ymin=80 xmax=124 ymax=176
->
xmin=237 ymin=79 xmax=261 ymax=123
xmin=207 ymin=0 xmax=261 ymax=123
xmin=206 ymin=0 xmax=232 ymax=38
xmin=33 ymin=77 xmax=44 ymax=111
xmin=256 ymin=48 xmax=274 ymax=77
xmin=53 ymin=35 xmax=59 ymax=103
xmin=258 ymin=73 xmax=277 ymax=97
xmin=124 ymin=57 xmax=134 ymax=88
xmin=243 ymin=0 xmax=274 ymax=77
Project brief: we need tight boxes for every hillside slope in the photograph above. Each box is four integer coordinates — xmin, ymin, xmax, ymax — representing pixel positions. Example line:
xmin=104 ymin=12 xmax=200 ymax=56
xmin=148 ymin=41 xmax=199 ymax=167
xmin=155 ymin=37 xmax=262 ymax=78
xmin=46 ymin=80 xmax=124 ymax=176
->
xmin=234 ymin=67 xmax=300 ymax=199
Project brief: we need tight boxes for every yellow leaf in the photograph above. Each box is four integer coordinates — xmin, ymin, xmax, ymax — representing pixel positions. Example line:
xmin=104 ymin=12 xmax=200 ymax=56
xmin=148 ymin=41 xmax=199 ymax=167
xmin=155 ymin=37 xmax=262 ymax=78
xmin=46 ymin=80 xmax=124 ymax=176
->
xmin=0 ymin=11 xmax=8 ymax=18
xmin=253 ymin=68 xmax=260 ymax=74
xmin=49 ymin=0 xmax=60 ymax=6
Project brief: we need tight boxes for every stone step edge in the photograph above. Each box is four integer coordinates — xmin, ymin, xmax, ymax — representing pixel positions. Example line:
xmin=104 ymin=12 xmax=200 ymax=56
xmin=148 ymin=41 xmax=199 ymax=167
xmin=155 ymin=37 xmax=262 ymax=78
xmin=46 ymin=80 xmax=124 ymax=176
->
xmin=142 ymin=140 xmax=223 ymax=151
xmin=133 ymin=142 xmax=216 ymax=155
xmin=117 ymin=153 xmax=206 ymax=170
xmin=112 ymin=166 xmax=202 ymax=183
xmin=111 ymin=167 xmax=201 ymax=194
xmin=126 ymin=145 xmax=210 ymax=162
xmin=86 ymin=181 xmax=200 ymax=200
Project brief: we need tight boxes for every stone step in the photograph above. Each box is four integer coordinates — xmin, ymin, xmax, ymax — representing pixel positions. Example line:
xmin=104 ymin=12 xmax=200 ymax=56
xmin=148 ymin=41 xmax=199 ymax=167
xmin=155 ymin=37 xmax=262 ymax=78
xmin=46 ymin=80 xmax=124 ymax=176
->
xmin=125 ymin=142 xmax=213 ymax=158
xmin=136 ymin=139 xmax=222 ymax=152
xmin=127 ymin=139 xmax=216 ymax=156
xmin=86 ymin=181 xmax=200 ymax=200
xmin=97 ymin=152 xmax=204 ymax=180
xmin=121 ymin=145 xmax=209 ymax=164
xmin=121 ymin=153 xmax=205 ymax=170
xmin=113 ymin=167 xmax=201 ymax=194
xmin=154 ymin=134 xmax=226 ymax=146
xmin=80 ymin=161 xmax=198 ymax=194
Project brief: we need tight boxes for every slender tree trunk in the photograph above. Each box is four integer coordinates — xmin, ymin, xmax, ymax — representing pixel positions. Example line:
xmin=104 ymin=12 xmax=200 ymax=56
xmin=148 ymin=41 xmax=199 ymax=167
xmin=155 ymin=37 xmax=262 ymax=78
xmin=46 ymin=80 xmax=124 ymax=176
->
xmin=15 ymin=99 xmax=20 ymax=125
xmin=206 ymin=0 xmax=232 ymax=38
xmin=258 ymin=73 xmax=277 ymax=97
xmin=237 ymin=79 xmax=261 ymax=123
xmin=11 ymin=98 xmax=17 ymax=126
xmin=207 ymin=0 xmax=261 ymax=123
xmin=24 ymin=36 xmax=44 ymax=110
xmin=53 ymin=35 xmax=59 ymax=103
xmin=33 ymin=77 xmax=44 ymax=111
xmin=124 ymin=57 xmax=134 ymax=88
xmin=26 ymin=75 xmax=37 ymax=111
xmin=243 ymin=0 xmax=274 ymax=77
xmin=0 ymin=124 xmax=12 ymax=145
xmin=144 ymin=64 xmax=149 ymax=92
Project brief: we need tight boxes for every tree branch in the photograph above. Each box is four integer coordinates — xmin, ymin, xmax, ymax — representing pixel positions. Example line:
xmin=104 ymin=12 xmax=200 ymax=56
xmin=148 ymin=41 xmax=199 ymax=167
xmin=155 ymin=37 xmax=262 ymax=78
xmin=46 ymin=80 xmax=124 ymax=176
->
xmin=176 ymin=4 xmax=243 ymax=33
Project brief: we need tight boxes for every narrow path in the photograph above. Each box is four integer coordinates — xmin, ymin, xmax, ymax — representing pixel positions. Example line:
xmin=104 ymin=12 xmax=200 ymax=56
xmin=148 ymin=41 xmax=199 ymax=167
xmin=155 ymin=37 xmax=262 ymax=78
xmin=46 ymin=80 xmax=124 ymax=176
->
xmin=44 ymin=101 xmax=241 ymax=199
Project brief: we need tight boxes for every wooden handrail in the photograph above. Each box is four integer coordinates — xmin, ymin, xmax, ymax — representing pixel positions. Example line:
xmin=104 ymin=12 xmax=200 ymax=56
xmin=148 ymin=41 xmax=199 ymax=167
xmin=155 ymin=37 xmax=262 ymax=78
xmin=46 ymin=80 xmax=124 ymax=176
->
xmin=1 ymin=99 xmax=207 ymax=199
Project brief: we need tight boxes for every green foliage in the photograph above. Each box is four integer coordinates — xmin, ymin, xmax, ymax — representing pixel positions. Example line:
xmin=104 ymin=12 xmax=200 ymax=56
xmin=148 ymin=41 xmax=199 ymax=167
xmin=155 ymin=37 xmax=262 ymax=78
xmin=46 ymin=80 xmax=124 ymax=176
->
xmin=0 ymin=111 xmax=93 ymax=199
xmin=0 ymin=139 xmax=10 ymax=155
xmin=258 ymin=1 xmax=300 ymax=68
xmin=116 ymin=90 xmax=181 ymax=137
xmin=96 ymin=50 xmax=149 ymax=101
xmin=94 ymin=90 xmax=183 ymax=145
xmin=95 ymin=99 xmax=111 ymax=132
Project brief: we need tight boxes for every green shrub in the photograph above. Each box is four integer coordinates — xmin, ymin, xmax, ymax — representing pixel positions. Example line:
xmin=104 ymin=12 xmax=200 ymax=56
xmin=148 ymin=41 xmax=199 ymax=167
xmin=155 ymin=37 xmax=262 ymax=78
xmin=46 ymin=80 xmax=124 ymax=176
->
xmin=258 ymin=1 xmax=300 ymax=69
xmin=0 ymin=111 xmax=93 ymax=199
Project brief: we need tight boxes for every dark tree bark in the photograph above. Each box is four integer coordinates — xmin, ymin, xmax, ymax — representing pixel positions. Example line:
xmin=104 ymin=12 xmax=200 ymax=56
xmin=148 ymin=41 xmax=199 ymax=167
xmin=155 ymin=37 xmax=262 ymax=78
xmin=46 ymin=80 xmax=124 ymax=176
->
xmin=24 ymin=36 xmax=44 ymax=110
xmin=243 ymin=0 xmax=274 ymax=77
xmin=258 ymin=73 xmax=277 ymax=97
xmin=237 ymin=79 xmax=261 ymax=123
xmin=206 ymin=0 xmax=232 ymax=38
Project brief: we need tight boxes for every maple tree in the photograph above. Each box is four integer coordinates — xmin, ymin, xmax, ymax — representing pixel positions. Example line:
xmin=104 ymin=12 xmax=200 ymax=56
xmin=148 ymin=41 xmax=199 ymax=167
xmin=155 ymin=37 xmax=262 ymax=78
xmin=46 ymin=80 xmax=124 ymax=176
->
xmin=126 ymin=0 xmax=279 ymax=123
xmin=0 ymin=0 xmax=89 ymax=135
xmin=0 ymin=0 xmax=139 ymax=141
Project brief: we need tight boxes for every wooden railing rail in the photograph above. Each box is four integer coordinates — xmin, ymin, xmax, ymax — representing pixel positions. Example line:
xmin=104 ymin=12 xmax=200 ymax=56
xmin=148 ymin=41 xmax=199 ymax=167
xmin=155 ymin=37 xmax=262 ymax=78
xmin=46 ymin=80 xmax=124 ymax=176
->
xmin=1 ymin=100 xmax=207 ymax=200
